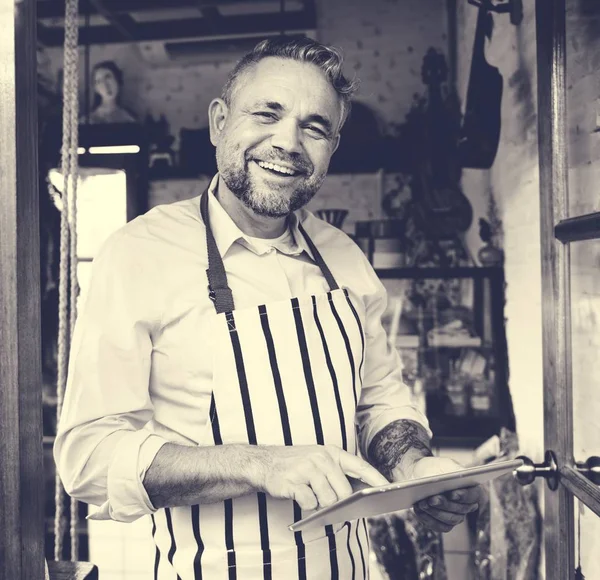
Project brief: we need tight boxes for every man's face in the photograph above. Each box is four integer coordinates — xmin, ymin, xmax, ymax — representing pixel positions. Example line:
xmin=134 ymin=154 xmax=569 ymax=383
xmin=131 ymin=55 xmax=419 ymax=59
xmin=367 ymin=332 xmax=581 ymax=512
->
xmin=210 ymin=57 xmax=342 ymax=218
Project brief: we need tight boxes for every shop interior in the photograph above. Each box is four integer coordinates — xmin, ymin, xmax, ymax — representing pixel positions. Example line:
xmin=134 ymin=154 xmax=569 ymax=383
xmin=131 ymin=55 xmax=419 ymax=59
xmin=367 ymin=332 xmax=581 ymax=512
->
xmin=2 ymin=0 xmax=600 ymax=579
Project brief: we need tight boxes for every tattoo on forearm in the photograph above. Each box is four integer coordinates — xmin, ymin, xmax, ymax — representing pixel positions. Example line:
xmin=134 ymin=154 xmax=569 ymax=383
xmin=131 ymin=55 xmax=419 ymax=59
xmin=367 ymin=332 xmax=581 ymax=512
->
xmin=368 ymin=420 xmax=432 ymax=481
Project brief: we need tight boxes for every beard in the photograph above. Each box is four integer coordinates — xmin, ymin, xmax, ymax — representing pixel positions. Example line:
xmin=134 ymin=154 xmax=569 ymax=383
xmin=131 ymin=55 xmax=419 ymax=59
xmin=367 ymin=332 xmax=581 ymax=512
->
xmin=217 ymin=149 xmax=327 ymax=218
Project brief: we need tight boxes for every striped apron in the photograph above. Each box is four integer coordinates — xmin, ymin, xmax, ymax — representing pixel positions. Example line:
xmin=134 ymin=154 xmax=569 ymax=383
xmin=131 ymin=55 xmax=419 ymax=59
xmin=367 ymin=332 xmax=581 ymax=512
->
xmin=150 ymin=189 xmax=370 ymax=579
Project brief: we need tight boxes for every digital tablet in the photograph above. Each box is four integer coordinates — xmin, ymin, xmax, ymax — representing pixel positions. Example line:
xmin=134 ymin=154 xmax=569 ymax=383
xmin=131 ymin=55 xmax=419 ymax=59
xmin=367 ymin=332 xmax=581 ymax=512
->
xmin=289 ymin=458 xmax=523 ymax=532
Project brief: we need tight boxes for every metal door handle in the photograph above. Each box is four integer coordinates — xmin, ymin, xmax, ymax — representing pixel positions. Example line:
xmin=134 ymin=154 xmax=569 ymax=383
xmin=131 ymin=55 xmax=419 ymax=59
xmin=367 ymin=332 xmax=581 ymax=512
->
xmin=575 ymin=456 xmax=600 ymax=485
xmin=514 ymin=450 xmax=559 ymax=490
xmin=514 ymin=452 xmax=600 ymax=489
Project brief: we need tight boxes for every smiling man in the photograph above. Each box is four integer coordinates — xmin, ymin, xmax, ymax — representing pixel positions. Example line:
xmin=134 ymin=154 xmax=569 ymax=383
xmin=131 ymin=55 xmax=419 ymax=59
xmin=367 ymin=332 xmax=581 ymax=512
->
xmin=55 ymin=37 xmax=480 ymax=580
xmin=211 ymin=53 xmax=343 ymax=231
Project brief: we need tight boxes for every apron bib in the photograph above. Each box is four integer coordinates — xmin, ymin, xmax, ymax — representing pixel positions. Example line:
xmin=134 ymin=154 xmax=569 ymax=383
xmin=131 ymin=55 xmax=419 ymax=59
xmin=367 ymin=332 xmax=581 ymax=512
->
xmin=150 ymin=190 xmax=371 ymax=580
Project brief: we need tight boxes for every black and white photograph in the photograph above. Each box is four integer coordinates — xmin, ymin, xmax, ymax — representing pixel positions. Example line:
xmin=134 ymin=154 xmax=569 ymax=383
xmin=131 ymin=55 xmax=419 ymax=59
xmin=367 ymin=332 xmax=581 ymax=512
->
xmin=1 ymin=1 xmax=599 ymax=579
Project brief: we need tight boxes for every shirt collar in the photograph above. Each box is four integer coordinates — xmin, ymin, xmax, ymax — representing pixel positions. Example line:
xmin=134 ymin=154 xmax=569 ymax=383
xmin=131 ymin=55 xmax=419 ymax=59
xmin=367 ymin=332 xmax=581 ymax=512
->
xmin=205 ymin=174 xmax=315 ymax=260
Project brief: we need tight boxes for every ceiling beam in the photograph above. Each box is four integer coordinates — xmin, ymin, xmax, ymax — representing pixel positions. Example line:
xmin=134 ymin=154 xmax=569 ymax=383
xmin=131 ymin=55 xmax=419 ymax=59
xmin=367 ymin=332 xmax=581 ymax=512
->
xmin=37 ymin=0 xmax=293 ymax=19
xmin=199 ymin=6 xmax=221 ymax=20
xmin=39 ymin=7 xmax=316 ymax=47
xmin=88 ymin=0 xmax=138 ymax=42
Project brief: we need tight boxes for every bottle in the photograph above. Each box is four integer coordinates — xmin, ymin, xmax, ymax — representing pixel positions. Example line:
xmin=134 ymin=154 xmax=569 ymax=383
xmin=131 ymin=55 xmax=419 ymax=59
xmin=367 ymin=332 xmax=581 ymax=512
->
xmin=470 ymin=376 xmax=492 ymax=416
xmin=446 ymin=379 xmax=468 ymax=417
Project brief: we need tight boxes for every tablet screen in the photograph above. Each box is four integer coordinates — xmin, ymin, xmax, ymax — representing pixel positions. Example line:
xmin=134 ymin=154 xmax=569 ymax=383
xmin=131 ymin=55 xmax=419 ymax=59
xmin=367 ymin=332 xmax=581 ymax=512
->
xmin=289 ymin=458 xmax=523 ymax=532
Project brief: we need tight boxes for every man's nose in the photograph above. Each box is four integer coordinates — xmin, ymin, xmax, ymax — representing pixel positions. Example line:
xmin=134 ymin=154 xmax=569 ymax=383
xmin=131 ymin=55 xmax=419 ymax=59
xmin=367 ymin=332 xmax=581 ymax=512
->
xmin=270 ymin=120 xmax=302 ymax=155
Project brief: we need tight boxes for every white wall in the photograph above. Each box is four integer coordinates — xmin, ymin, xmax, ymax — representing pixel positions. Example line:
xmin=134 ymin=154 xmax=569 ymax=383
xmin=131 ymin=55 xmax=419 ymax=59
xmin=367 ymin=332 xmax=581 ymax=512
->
xmin=456 ymin=0 xmax=543 ymax=461
xmin=43 ymin=0 xmax=450 ymax=235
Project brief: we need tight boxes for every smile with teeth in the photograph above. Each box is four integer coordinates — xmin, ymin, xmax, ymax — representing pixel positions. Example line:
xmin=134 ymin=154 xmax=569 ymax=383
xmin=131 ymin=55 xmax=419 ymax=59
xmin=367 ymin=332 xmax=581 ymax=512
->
xmin=256 ymin=160 xmax=299 ymax=176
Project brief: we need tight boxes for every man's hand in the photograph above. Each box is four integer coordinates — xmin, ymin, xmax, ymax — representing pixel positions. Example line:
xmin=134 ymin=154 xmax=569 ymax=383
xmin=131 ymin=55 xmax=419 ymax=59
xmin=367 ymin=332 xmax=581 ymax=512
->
xmin=408 ymin=457 xmax=482 ymax=533
xmin=145 ymin=443 xmax=388 ymax=510
xmin=257 ymin=445 xmax=389 ymax=511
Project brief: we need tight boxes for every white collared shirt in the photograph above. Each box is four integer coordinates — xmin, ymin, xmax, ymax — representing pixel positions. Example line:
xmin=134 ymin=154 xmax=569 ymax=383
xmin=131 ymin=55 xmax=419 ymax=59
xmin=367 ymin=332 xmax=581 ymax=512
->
xmin=54 ymin=176 xmax=430 ymax=523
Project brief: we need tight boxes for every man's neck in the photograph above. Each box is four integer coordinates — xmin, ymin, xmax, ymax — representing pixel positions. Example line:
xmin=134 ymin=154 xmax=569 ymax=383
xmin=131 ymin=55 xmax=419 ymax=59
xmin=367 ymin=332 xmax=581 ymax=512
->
xmin=215 ymin=177 xmax=289 ymax=239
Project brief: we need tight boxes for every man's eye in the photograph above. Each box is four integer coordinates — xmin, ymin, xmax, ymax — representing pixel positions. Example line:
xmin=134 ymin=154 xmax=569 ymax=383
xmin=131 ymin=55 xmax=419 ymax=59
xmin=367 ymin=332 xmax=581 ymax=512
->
xmin=305 ymin=125 xmax=327 ymax=138
xmin=254 ymin=112 xmax=277 ymax=120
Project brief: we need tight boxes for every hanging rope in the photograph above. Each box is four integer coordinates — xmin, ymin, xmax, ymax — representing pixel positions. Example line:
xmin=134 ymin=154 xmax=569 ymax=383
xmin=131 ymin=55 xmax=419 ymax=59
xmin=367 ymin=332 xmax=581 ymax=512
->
xmin=67 ymin=61 xmax=80 ymax=562
xmin=54 ymin=0 xmax=80 ymax=562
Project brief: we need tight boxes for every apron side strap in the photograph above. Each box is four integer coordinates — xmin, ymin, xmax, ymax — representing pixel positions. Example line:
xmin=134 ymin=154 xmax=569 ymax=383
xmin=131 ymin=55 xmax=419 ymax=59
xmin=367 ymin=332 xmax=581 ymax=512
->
xmin=297 ymin=221 xmax=340 ymax=292
xmin=206 ymin=269 xmax=235 ymax=313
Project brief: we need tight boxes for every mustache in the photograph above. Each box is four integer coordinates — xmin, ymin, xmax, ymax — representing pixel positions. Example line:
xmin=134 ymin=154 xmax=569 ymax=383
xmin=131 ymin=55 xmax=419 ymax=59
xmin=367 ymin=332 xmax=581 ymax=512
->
xmin=248 ymin=151 xmax=313 ymax=174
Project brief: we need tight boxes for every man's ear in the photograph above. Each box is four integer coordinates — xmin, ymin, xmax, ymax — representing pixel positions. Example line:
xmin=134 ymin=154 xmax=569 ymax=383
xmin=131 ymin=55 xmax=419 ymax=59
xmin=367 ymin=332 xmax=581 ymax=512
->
xmin=208 ymin=98 xmax=229 ymax=146
xmin=331 ymin=132 xmax=341 ymax=155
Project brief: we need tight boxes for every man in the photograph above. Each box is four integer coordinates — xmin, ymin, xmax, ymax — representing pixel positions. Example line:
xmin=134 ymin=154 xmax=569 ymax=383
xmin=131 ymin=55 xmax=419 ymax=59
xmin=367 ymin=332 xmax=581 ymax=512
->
xmin=55 ymin=37 xmax=480 ymax=579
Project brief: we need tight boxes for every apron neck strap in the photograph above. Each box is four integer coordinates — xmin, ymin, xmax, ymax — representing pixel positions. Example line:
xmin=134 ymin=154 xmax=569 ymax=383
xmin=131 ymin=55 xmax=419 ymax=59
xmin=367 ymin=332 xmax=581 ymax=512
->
xmin=200 ymin=187 xmax=340 ymax=314
xmin=297 ymin=221 xmax=340 ymax=292
xmin=200 ymin=187 xmax=235 ymax=314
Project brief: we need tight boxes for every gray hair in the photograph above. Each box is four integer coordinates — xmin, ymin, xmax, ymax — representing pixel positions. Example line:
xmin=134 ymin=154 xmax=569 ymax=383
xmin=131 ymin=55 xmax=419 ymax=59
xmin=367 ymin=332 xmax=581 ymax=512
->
xmin=221 ymin=36 xmax=359 ymax=130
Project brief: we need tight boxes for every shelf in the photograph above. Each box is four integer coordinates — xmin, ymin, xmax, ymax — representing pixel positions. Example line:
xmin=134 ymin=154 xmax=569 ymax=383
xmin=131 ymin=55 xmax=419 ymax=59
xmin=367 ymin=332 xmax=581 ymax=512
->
xmin=148 ymin=168 xmax=214 ymax=182
xmin=421 ymin=344 xmax=494 ymax=351
xmin=375 ymin=266 xmax=504 ymax=279
xmin=380 ymin=265 xmax=514 ymax=445
xmin=429 ymin=415 xmax=504 ymax=447
xmin=149 ymin=172 xmax=206 ymax=182
xmin=431 ymin=434 xmax=497 ymax=448
xmin=395 ymin=345 xmax=495 ymax=353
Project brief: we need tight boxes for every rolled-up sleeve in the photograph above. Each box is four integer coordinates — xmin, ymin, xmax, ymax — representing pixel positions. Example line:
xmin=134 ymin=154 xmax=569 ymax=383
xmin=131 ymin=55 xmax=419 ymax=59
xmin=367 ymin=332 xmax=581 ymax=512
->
xmin=53 ymin=229 xmax=168 ymax=523
xmin=355 ymin=267 xmax=432 ymax=458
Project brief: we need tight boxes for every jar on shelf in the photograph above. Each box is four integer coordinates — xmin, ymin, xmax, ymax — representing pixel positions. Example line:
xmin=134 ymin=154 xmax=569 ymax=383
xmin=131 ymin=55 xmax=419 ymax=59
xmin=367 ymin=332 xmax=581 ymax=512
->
xmin=445 ymin=376 xmax=469 ymax=416
xmin=470 ymin=376 xmax=493 ymax=416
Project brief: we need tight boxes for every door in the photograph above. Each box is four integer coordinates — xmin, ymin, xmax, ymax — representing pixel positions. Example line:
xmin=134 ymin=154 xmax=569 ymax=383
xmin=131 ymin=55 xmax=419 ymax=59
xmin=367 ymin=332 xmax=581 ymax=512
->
xmin=533 ymin=0 xmax=600 ymax=578
xmin=0 ymin=0 xmax=44 ymax=578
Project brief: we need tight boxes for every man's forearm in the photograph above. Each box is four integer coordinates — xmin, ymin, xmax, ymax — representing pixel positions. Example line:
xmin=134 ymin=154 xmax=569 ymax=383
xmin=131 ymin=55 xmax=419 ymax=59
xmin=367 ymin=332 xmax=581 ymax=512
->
xmin=143 ymin=443 xmax=269 ymax=509
xmin=367 ymin=419 xmax=433 ymax=481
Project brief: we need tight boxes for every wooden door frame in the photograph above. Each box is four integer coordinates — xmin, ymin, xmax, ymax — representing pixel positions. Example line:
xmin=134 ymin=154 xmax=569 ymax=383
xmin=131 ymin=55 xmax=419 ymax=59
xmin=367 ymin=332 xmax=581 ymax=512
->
xmin=536 ymin=0 xmax=600 ymax=577
xmin=0 ymin=0 xmax=44 ymax=578
xmin=535 ymin=0 xmax=574 ymax=575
